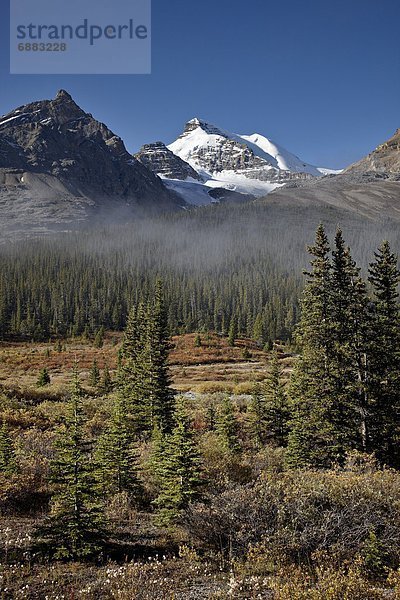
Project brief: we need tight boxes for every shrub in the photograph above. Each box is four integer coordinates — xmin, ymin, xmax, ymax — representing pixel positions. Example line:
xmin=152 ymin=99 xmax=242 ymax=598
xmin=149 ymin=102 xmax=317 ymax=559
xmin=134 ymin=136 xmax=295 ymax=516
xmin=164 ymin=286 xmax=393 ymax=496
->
xmin=184 ymin=468 xmax=400 ymax=569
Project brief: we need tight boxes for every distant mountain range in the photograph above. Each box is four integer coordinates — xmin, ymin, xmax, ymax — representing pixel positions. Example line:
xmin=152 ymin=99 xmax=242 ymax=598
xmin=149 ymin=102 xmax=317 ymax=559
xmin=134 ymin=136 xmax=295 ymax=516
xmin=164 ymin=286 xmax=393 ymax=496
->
xmin=0 ymin=90 xmax=399 ymax=238
xmin=135 ymin=117 xmax=341 ymax=205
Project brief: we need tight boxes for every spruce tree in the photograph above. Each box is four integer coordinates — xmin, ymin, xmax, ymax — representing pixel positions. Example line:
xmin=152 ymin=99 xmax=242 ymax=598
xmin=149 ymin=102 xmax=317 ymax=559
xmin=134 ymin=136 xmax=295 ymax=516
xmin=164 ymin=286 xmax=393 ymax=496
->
xmin=89 ymin=359 xmax=100 ymax=388
xmin=0 ymin=421 xmax=17 ymax=474
xmin=248 ymin=385 xmax=269 ymax=448
xmin=93 ymin=326 xmax=104 ymax=348
xmin=287 ymin=227 xmax=372 ymax=468
xmin=368 ymin=241 xmax=400 ymax=466
xmin=262 ymin=349 xmax=289 ymax=446
xmin=35 ymin=369 xmax=105 ymax=560
xmin=217 ymin=395 xmax=241 ymax=454
xmin=152 ymin=398 xmax=202 ymax=525
xmin=330 ymin=229 xmax=369 ymax=452
xmin=228 ymin=316 xmax=238 ymax=347
xmin=120 ymin=283 xmax=175 ymax=436
xmin=253 ymin=313 xmax=265 ymax=347
xmin=119 ymin=302 xmax=152 ymax=434
xmin=147 ymin=281 xmax=175 ymax=432
xmin=94 ymin=395 xmax=141 ymax=500
xmin=286 ymin=225 xmax=339 ymax=468
xmin=100 ymin=363 xmax=112 ymax=393
xmin=37 ymin=367 xmax=51 ymax=387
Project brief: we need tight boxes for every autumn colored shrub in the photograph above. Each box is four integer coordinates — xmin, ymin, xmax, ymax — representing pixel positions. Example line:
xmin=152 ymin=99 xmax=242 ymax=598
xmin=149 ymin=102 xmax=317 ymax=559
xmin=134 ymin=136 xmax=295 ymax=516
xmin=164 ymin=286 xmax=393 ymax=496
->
xmin=184 ymin=467 xmax=400 ymax=569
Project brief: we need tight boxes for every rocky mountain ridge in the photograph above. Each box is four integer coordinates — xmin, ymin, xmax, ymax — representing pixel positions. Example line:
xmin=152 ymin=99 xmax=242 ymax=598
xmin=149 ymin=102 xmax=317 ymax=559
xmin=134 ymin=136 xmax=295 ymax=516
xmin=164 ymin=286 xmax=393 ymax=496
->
xmin=0 ymin=90 xmax=182 ymax=237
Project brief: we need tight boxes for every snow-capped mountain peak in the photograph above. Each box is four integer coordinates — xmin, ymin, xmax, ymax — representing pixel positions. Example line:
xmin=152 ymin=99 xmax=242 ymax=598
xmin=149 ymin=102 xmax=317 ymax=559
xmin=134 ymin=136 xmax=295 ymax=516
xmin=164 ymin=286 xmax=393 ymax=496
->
xmin=182 ymin=118 xmax=226 ymax=137
xmin=169 ymin=117 xmax=326 ymax=178
xmin=139 ymin=117 xmax=341 ymax=206
xmin=240 ymin=133 xmax=321 ymax=176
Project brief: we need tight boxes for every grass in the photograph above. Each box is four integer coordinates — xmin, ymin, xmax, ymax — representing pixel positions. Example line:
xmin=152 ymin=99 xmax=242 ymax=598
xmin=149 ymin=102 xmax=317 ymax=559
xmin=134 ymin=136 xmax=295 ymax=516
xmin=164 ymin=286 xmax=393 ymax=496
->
xmin=0 ymin=332 xmax=295 ymax=394
xmin=1 ymin=332 xmax=400 ymax=598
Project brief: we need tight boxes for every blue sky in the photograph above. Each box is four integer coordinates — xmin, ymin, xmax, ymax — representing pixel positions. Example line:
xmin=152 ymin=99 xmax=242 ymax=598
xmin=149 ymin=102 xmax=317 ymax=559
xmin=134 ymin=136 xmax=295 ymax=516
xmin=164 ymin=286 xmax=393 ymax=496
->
xmin=1 ymin=0 xmax=399 ymax=169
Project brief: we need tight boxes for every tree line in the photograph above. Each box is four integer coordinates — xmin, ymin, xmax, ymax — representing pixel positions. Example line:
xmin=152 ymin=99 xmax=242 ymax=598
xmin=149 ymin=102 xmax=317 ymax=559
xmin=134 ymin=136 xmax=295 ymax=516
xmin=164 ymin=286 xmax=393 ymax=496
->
xmin=0 ymin=225 xmax=301 ymax=346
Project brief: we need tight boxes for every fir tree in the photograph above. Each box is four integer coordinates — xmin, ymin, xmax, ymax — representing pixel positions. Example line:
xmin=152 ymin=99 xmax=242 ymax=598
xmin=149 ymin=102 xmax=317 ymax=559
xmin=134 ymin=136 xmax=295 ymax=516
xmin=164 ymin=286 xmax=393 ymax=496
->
xmin=35 ymin=369 xmax=105 ymax=560
xmin=206 ymin=403 xmax=217 ymax=431
xmin=287 ymin=227 xmax=373 ymax=468
xmin=248 ymin=385 xmax=269 ymax=448
xmin=152 ymin=398 xmax=202 ymax=525
xmin=329 ymin=229 xmax=370 ymax=452
xmin=0 ymin=421 xmax=17 ymax=474
xmin=253 ymin=313 xmax=265 ymax=347
xmin=119 ymin=302 xmax=152 ymax=435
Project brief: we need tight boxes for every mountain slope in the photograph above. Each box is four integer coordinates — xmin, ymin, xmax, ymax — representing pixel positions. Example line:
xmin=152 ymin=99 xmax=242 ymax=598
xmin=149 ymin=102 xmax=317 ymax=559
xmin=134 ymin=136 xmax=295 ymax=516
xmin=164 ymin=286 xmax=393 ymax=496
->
xmin=0 ymin=90 xmax=182 ymax=237
xmin=258 ymin=128 xmax=400 ymax=227
xmin=135 ymin=141 xmax=202 ymax=181
xmin=344 ymin=128 xmax=400 ymax=177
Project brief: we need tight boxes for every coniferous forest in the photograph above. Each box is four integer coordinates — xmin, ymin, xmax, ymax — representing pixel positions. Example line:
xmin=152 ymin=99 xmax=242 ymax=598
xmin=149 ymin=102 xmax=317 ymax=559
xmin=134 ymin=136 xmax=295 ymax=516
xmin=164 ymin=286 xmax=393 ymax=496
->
xmin=2 ymin=215 xmax=400 ymax=598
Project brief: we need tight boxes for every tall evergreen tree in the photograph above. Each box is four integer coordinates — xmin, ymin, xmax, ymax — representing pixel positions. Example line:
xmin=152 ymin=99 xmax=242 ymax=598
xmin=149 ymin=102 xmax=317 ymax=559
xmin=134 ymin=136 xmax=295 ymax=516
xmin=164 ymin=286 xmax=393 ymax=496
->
xmin=287 ymin=225 xmax=337 ymax=468
xmin=253 ymin=313 xmax=265 ymax=347
xmin=330 ymin=229 xmax=369 ymax=452
xmin=368 ymin=241 xmax=400 ymax=466
xmin=287 ymin=227 xmax=382 ymax=468
xmin=100 ymin=363 xmax=112 ymax=393
xmin=93 ymin=326 xmax=105 ymax=348
xmin=120 ymin=282 xmax=175 ymax=436
xmin=35 ymin=369 xmax=105 ymax=560
xmin=147 ymin=280 xmax=175 ymax=432
xmin=248 ymin=385 xmax=269 ymax=448
xmin=120 ymin=303 xmax=153 ymax=434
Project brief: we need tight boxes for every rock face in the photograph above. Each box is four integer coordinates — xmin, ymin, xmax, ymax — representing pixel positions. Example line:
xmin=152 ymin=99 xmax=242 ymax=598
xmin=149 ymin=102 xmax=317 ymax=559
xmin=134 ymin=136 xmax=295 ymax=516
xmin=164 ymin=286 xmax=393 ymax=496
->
xmin=168 ymin=118 xmax=324 ymax=180
xmin=176 ymin=119 xmax=272 ymax=175
xmin=345 ymin=129 xmax=400 ymax=178
xmin=0 ymin=90 xmax=182 ymax=237
xmin=135 ymin=141 xmax=202 ymax=181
